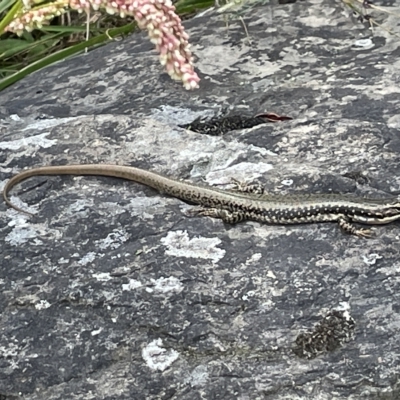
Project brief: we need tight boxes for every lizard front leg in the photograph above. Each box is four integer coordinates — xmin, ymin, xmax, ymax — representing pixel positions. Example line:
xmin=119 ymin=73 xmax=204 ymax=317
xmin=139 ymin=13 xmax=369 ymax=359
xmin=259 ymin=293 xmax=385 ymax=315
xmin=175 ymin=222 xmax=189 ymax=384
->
xmin=188 ymin=207 xmax=246 ymax=223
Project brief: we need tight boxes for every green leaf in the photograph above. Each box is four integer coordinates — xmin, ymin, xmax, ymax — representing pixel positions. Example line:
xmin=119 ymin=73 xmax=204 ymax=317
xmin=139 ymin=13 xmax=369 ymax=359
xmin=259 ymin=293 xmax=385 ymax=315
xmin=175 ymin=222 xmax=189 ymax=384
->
xmin=0 ymin=0 xmax=22 ymax=35
xmin=39 ymin=25 xmax=91 ymax=33
xmin=0 ymin=38 xmax=29 ymax=52
xmin=0 ymin=0 xmax=18 ymax=15
xmin=0 ymin=23 xmax=135 ymax=91
xmin=175 ymin=0 xmax=213 ymax=13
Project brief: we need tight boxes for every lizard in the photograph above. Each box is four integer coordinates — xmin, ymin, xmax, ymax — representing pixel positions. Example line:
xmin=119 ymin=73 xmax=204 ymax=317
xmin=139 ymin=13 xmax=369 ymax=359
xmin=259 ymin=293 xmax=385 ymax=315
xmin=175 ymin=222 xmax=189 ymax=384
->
xmin=3 ymin=164 xmax=400 ymax=237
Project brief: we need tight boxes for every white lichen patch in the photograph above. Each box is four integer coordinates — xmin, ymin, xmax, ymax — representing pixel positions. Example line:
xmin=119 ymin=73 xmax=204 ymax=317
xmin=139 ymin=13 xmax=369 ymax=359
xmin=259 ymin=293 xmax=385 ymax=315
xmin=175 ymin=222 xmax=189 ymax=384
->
xmin=35 ymin=300 xmax=51 ymax=310
xmin=126 ymin=195 xmax=163 ymax=213
xmin=123 ymin=277 xmax=183 ymax=294
xmin=5 ymin=197 xmax=37 ymax=215
xmin=281 ymin=179 xmax=293 ymax=186
xmin=122 ymin=279 xmax=142 ymax=291
xmin=184 ymin=365 xmax=209 ymax=387
xmin=195 ymin=42 xmax=250 ymax=76
xmin=362 ymin=253 xmax=383 ymax=266
xmin=93 ymin=272 xmax=112 ymax=282
xmin=95 ymin=229 xmax=130 ymax=250
xmin=151 ymin=105 xmax=215 ymax=126
xmin=150 ymin=276 xmax=183 ymax=294
xmin=20 ymin=116 xmax=79 ymax=132
xmin=142 ymin=339 xmax=179 ymax=372
xmin=78 ymin=252 xmax=97 ymax=266
xmin=160 ymin=230 xmax=225 ymax=263
xmin=91 ymin=327 xmax=103 ymax=336
xmin=205 ymin=162 xmax=274 ymax=186
xmin=5 ymin=224 xmax=40 ymax=246
xmin=353 ymin=38 xmax=374 ymax=49
xmin=245 ymin=253 xmax=262 ymax=265
xmin=0 ymin=132 xmax=57 ymax=151
xmin=5 ymin=215 xmax=62 ymax=246
xmin=387 ymin=114 xmax=400 ymax=129
xmin=65 ymin=199 xmax=92 ymax=215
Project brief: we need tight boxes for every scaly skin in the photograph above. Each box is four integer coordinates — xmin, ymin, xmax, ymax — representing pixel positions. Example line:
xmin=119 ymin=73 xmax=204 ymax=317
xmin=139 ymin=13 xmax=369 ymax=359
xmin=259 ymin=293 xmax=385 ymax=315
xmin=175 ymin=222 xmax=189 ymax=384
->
xmin=3 ymin=164 xmax=400 ymax=237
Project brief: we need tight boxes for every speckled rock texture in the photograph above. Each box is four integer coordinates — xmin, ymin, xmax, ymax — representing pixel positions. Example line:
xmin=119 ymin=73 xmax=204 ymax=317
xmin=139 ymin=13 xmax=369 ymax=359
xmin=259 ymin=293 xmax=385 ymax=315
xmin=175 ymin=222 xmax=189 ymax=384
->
xmin=1 ymin=0 xmax=400 ymax=399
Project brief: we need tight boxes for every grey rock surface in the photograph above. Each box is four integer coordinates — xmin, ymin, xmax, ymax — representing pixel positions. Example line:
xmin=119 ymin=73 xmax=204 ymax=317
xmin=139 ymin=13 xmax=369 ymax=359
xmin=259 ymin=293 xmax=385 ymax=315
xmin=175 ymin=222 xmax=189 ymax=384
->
xmin=1 ymin=0 xmax=400 ymax=399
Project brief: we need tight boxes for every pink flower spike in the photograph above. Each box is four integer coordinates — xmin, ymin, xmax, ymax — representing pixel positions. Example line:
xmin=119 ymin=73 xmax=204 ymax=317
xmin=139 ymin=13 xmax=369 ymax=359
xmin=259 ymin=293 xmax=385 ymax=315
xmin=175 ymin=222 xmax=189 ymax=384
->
xmin=5 ymin=0 xmax=200 ymax=90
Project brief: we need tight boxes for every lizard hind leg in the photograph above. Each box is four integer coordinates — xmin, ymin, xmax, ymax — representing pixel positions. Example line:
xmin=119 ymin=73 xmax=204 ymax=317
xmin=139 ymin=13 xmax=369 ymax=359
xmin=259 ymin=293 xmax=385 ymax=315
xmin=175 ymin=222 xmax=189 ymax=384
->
xmin=188 ymin=206 xmax=246 ymax=223
xmin=338 ymin=217 xmax=373 ymax=238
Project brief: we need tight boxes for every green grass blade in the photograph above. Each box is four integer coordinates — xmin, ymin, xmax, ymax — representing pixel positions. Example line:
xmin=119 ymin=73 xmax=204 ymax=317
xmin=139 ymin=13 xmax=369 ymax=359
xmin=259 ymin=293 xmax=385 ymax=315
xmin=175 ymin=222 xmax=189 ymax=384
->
xmin=175 ymin=0 xmax=213 ymax=13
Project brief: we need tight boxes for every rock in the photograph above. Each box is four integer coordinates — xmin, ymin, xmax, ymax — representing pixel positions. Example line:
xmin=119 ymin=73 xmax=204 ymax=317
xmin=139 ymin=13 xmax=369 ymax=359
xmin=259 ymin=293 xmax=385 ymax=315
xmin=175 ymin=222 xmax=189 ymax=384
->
xmin=1 ymin=0 xmax=400 ymax=398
